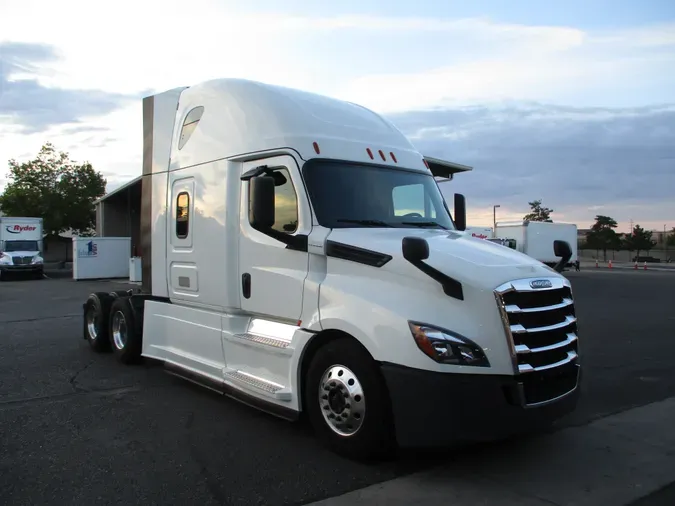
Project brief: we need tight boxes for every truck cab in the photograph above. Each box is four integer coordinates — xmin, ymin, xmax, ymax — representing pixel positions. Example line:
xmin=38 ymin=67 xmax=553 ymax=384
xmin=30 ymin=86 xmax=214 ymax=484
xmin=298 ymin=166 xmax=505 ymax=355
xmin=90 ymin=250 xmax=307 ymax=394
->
xmin=82 ymin=79 xmax=580 ymax=460
xmin=0 ymin=217 xmax=44 ymax=279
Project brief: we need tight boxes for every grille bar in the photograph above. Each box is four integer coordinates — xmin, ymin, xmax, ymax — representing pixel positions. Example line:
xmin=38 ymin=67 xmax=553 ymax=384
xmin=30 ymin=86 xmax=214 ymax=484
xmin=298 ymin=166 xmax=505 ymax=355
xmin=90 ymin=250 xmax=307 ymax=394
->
xmin=505 ymin=297 xmax=573 ymax=313
xmin=510 ymin=315 xmax=577 ymax=334
xmin=518 ymin=350 xmax=578 ymax=374
xmin=515 ymin=333 xmax=578 ymax=354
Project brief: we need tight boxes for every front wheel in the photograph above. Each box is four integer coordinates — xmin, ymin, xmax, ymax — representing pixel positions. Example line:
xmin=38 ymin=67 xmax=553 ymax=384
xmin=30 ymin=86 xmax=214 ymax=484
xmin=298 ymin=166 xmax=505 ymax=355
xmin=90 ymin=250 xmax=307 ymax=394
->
xmin=305 ymin=338 xmax=396 ymax=461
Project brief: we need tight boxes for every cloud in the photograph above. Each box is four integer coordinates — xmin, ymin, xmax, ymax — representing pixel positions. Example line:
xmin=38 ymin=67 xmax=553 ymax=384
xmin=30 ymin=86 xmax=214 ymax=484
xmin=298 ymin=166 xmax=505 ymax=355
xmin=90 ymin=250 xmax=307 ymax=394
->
xmin=387 ymin=103 xmax=675 ymax=228
xmin=0 ymin=41 xmax=140 ymax=133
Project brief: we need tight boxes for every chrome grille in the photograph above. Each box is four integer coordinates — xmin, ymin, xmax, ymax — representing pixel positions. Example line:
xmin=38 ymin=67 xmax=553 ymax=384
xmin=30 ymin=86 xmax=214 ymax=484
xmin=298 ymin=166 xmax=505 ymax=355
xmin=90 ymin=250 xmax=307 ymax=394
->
xmin=495 ymin=277 xmax=580 ymax=406
xmin=12 ymin=256 xmax=33 ymax=265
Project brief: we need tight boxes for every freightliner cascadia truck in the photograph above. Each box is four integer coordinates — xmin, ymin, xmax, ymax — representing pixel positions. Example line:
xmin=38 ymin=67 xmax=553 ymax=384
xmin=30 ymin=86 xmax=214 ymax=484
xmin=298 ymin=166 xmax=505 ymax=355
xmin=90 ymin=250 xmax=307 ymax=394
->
xmin=82 ymin=78 xmax=579 ymax=460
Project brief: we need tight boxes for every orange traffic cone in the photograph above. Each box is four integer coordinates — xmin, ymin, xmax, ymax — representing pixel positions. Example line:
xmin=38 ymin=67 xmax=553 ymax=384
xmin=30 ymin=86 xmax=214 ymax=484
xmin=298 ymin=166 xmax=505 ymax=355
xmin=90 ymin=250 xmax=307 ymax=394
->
xmin=609 ymin=260 xmax=613 ymax=269
xmin=644 ymin=262 xmax=647 ymax=270
xmin=595 ymin=259 xmax=599 ymax=268
xmin=634 ymin=261 xmax=638 ymax=270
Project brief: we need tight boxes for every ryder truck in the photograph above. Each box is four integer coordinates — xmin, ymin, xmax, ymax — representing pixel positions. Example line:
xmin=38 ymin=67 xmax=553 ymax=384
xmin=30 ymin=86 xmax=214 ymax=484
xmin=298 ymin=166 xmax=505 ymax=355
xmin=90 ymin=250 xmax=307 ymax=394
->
xmin=0 ymin=216 xmax=44 ymax=279
xmin=82 ymin=79 xmax=580 ymax=459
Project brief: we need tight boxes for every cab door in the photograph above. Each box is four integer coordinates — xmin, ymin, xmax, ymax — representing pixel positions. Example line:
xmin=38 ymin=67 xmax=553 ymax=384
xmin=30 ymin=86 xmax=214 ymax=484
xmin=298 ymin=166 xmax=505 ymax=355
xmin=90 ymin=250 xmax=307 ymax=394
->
xmin=238 ymin=154 xmax=311 ymax=322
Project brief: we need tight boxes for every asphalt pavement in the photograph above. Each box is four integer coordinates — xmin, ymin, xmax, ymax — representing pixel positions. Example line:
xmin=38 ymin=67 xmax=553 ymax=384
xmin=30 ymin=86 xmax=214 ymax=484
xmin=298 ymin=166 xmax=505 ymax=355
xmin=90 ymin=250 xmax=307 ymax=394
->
xmin=1 ymin=269 xmax=674 ymax=505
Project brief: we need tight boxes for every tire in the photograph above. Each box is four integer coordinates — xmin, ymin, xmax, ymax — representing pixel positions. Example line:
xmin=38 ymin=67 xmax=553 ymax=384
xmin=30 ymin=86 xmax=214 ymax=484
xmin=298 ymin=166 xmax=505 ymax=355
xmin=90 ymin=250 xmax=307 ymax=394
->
xmin=305 ymin=337 xmax=396 ymax=461
xmin=83 ymin=292 xmax=115 ymax=352
xmin=108 ymin=297 xmax=143 ymax=365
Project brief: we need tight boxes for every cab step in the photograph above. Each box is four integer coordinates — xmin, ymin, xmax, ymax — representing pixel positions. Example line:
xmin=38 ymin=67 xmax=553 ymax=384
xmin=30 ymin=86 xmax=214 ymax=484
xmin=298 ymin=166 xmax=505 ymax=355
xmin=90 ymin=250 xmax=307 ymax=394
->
xmin=224 ymin=370 xmax=291 ymax=401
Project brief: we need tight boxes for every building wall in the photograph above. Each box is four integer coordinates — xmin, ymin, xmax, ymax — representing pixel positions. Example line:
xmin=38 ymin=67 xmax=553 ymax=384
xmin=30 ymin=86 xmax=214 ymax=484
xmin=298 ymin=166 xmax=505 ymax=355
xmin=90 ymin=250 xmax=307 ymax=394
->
xmin=95 ymin=180 xmax=142 ymax=256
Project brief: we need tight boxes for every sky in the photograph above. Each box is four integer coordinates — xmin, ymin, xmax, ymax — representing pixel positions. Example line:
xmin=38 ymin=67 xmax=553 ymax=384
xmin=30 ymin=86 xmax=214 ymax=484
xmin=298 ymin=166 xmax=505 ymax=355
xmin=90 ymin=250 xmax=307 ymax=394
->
xmin=0 ymin=0 xmax=674 ymax=231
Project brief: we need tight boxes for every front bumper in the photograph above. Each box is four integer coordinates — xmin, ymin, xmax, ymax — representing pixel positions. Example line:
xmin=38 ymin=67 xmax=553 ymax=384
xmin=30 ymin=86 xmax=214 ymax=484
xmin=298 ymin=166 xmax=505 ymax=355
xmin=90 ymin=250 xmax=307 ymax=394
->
xmin=0 ymin=264 xmax=43 ymax=272
xmin=381 ymin=361 xmax=580 ymax=448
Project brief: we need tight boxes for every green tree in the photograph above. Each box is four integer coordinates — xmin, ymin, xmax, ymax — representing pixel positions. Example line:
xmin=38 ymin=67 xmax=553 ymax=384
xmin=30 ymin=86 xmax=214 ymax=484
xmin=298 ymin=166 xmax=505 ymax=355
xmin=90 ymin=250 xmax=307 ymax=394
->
xmin=585 ymin=215 xmax=620 ymax=261
xmin=622 ymin=224 xmax=657 ymax=259
xmin=523 ymin=199 xmax=553 ymax=222
xmin=0 ymin=143 xmax=106 ymax=237
xmin=667 ymin=227 xmax=675 ymax=247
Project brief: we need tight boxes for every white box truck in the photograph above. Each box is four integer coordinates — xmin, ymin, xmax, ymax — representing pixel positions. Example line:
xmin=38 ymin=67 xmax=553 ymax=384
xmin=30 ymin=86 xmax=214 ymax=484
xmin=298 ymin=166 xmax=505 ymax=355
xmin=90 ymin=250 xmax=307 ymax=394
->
xmin=495 ymin=221 xmax=578 ymax=268
xmin=464 ymin=226 xmax=493 ymax=240
xmin=0 ymin=217 xmax=44 ymax=279
xmin=81 ymin=79 xmax=580 ymax=459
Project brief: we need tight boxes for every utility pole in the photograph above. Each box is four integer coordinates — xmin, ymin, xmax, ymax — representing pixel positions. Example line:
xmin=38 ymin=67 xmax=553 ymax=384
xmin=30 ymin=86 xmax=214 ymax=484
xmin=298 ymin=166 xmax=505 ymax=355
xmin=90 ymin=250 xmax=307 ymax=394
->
xmin=493 ymin=205 xmax=500 ymax=238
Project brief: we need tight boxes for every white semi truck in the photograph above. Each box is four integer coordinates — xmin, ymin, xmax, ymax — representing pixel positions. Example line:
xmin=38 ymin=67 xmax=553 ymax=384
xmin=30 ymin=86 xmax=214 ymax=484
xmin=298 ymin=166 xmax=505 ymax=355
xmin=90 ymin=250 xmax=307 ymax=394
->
xmin=0 ymin=216 xmax=44 ymax=279
xmin=82 ymin=79 xmax=580 ymax=459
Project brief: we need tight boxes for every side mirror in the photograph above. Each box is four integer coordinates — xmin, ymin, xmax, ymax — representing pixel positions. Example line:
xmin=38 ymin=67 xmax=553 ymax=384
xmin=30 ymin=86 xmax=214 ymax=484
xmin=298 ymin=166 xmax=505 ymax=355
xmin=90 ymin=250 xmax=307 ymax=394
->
xmin=453 ymin=193 xmax=466 ymax=231
xmin=249 ymin=176 xmax=275 ymax=230
xmin=553 ymin=240 xmax=573 ymax=272
xmin=402 ymin=236 xmax=429 ymax=262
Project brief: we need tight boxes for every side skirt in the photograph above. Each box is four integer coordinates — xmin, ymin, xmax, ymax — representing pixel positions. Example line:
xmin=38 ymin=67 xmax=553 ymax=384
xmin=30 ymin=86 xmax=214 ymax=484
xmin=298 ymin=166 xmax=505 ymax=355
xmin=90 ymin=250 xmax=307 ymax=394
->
xmin=163 ymin=361 xmax=299 ymax=422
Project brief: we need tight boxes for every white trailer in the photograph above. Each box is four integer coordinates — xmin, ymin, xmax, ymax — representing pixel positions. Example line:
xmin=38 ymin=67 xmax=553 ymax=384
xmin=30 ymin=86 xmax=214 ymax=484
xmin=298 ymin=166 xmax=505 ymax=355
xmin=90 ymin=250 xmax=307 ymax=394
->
xmin=81 ymin=79 xmax=580 ymax=460
xmin=495 ymin=221 xmax=578 ymax=267
xmin=464 ymin=226 xmax=494 ymax=240
xmin=0 ymin=217 xmax=44 ymax=279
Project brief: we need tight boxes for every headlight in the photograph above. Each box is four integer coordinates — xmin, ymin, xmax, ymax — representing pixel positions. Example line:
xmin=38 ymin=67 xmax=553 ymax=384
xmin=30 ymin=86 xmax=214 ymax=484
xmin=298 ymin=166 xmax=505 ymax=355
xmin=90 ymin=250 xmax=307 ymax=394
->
xmin=0 ymin=254 xmax=11 ymax=265
xmin=31 ymin=255 xmax=43 ymax=264
xmin=408 ymin=322 xmax=490 ymax=367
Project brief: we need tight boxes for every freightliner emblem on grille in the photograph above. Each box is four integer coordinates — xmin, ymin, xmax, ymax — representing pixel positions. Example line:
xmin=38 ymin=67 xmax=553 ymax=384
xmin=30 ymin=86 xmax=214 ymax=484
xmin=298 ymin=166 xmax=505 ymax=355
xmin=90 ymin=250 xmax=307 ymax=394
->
xmin=529 ymin=279 xmax=553 ymax=289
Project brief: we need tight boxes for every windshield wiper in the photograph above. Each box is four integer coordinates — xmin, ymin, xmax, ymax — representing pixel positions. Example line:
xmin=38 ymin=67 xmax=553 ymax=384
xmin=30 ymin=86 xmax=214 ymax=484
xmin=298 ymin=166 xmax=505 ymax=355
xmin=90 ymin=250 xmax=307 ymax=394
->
xmin=401 ymin=221 xmax=448 ymax=229
xmin=336 ymin=219 xmax=394 ymax=227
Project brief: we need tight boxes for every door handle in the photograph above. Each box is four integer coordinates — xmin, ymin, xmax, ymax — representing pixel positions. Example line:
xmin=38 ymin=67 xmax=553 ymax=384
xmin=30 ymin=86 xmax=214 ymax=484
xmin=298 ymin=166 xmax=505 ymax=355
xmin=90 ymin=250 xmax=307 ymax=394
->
xmin=242 ymin=273 xmax=251 ymax=299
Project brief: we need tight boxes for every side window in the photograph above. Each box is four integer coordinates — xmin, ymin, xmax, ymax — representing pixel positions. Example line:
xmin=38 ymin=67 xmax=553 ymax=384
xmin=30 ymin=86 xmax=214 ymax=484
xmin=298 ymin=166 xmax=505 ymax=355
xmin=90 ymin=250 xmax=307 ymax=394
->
xmin=176 ymin=192 xmax=190 ymax=238
xmin=178 ymin=106 xmax=204 ymax=150
xmin=392 ymin=183 xmax=436 ymax=218
xmin=249 ymin=167 xmax=298 ymax=234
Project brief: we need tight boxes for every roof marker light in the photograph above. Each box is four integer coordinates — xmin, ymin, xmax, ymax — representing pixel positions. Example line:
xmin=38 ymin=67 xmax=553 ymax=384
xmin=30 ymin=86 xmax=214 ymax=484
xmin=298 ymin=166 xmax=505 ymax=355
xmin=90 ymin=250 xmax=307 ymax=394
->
xmin=390 ymin=152 xmax=398 ymax=163
xmin=378 ymin=149 xmax=386 ymax=161
xmin=313 ymin=142 xmax=320 ymax=154
xmin=423 ymin=159 xmax=430 ymax=169
xmin=366 ymin=148 xmax=374 ymax=159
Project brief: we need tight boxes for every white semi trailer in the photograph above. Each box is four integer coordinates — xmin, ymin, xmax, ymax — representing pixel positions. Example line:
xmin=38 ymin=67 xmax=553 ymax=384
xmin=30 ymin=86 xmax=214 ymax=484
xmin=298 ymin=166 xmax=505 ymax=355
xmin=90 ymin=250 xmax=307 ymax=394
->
xmin=82 ymin=79 xmax=580 ymax=459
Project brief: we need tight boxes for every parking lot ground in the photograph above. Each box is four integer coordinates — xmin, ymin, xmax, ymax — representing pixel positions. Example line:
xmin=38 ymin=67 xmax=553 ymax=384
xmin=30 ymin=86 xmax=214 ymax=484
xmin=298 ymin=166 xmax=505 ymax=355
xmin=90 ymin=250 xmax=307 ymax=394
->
xmin=1 ymin=271 xmax=674 ymax=505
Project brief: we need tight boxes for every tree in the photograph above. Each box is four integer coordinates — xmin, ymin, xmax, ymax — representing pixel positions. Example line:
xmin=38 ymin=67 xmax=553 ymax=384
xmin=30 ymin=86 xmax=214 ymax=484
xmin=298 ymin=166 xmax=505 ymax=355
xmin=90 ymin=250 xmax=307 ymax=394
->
xmin=667 ymin=227 xmax=675 ymax=247
xmin=622 ymin=224 xmax=657 ymax=259
xmin=523 ymin=199 xmax=553 ymax=222
xmin=584 ymin=215 xmax=620 ymax=261
xmin=0 ymin=143 xmax=106 ymax=237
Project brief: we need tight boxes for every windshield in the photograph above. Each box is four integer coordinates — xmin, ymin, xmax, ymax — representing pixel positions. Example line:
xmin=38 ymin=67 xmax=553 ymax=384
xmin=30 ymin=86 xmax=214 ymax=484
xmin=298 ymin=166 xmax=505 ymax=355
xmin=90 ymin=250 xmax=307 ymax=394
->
xmin=4 ymin=240 xmax=39 ymax=252
xmin=302 ymin=160 xmax=455 ymax=230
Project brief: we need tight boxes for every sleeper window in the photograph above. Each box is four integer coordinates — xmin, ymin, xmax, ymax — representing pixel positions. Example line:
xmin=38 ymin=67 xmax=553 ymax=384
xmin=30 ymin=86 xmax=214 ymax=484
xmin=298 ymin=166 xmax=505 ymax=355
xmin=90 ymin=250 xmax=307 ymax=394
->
xmin=176 ymin=192 xmax=190 ymax=238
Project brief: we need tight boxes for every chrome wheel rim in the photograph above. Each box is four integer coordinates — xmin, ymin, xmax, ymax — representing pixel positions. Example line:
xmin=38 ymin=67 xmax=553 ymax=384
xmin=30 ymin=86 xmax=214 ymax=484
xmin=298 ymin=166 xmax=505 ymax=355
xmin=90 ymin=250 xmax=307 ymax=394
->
xmin=86 ymin=306 xmax=98 ymax=340
xmin=111 ymin=310 xmax=127 ymax=350
xmin=319 ymin=365 xmax=366 ymax=436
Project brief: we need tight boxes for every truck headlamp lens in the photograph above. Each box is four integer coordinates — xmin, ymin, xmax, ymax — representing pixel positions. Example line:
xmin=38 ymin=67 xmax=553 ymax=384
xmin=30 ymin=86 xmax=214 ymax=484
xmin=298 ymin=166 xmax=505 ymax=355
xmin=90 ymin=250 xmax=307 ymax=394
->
xmin=31 ymin=255 xmax=43 ymax=264
xmin=408 ymin=322 xmax=490 ymax=367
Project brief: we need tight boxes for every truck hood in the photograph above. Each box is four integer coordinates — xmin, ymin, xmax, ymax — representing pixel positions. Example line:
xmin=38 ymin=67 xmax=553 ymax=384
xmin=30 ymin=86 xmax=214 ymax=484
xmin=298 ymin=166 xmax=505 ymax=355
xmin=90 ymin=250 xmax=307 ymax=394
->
xmin=4 ymin=250 xmax=40 ymax=257
xmin=327 ymin=227 xmax=562 ymax=287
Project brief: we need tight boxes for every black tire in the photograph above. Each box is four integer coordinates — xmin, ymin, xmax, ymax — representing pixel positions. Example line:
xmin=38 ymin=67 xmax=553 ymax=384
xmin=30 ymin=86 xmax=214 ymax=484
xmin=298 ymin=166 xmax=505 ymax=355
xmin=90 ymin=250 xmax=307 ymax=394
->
xmin=108 ymin=297 xmax=143 ymax=365
xmin=305 ymin=337 xmax=396 ymax=461
xmin=83 ymin=292 xmax=116 ymax=352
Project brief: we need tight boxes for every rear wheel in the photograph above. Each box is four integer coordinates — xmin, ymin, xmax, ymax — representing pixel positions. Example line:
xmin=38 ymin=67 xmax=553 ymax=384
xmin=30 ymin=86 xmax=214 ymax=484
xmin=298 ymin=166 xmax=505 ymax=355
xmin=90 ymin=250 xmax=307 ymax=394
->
xmin=305 ymin=337 xmax=396 ymax=461
xmin=108 ymin=297 xmax=143 ymax=364
xmin=83 ymin=292 xmax=115 ymax=352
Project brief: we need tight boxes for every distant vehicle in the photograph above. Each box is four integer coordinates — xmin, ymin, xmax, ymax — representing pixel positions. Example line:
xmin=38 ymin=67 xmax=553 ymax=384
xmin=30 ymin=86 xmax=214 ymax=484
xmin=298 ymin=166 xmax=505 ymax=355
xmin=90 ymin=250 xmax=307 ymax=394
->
xmin=633 ymin=256 xmax=660 ymax=263
xmin=0 ymin=217 xmax=44 ymax=280
xmin=464 ymin=226 xmax=494 ymax=240
xmin=495 ymin=221 xmax=578 ymax=268
xmin=80 ymin=78 xmax=580 ymax=460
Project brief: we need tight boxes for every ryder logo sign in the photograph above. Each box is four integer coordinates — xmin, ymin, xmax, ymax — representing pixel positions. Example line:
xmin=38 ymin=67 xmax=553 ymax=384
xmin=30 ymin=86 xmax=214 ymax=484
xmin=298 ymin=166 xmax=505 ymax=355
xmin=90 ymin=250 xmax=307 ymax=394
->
xmin=6 ymin=225 xmax=37 ymax=234
xmin=471 ymin=233 xmax=489 ymax=239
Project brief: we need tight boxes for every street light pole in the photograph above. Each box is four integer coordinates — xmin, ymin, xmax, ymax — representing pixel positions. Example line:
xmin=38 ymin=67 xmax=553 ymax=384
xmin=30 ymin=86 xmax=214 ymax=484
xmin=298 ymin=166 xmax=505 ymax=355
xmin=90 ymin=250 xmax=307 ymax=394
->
xmin=493 ymin=205 xmax=500 ymax=237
